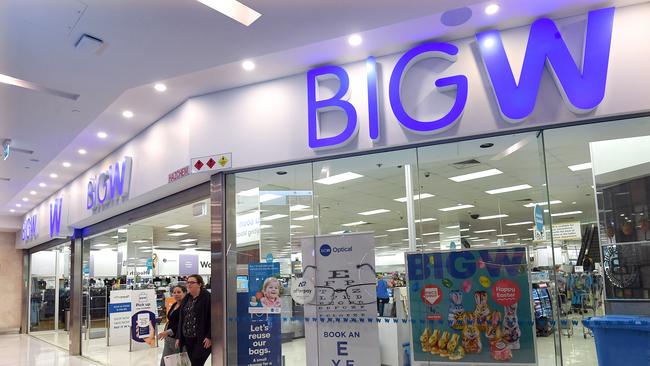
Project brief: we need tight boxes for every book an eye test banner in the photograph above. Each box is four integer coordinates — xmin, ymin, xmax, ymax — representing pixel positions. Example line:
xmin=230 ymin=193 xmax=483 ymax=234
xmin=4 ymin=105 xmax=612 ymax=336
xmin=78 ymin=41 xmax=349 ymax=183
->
xmin=301 ymin=232 xmax=380 ymax=366
xmin=406 ymin=247 xmax=536 ymax=365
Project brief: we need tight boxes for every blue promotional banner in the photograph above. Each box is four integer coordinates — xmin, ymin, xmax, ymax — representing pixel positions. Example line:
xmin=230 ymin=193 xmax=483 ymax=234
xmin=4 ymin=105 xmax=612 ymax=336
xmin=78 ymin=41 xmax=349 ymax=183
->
xmin=237 ymin=265 xmax=282 ymax=366
xmin=406 ymin=247 xmax=536 ymax=364
xmin=248 ymin=262 xmax=282 ymax=314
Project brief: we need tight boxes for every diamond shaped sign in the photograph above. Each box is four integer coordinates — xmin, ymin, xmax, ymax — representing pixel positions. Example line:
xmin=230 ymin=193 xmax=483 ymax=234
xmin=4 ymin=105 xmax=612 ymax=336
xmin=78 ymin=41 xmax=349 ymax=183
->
xmin=191 ymin=153 xmax=232 ymax=174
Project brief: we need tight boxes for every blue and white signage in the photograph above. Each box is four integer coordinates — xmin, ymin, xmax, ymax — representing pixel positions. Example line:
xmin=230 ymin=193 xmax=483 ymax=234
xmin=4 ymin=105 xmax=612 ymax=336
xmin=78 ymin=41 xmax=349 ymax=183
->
xmin=49 ymin=198 xmax=63 ymax=238
xmin=307 ymin=7 xmax=614 ymax=150
xmin=87 ymin=156 xmax=133 ymax=211
xmin=22 ymin=215 xmax=37 ymax=241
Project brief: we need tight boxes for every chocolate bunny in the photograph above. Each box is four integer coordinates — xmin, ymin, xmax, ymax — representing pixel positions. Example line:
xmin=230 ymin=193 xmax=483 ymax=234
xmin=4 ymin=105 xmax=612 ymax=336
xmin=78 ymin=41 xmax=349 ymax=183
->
xmin=462 ymin=312 xmax=482 ymax=354
xmin=485 ymin=310 xmax=503 ymax=345
xmin=473 ymin=291 xmax=491 ymax=331
xmin=502 ymin=304 xmax=521 ymax=350
xmin=448 ymin=290 xmax=465 ymax=330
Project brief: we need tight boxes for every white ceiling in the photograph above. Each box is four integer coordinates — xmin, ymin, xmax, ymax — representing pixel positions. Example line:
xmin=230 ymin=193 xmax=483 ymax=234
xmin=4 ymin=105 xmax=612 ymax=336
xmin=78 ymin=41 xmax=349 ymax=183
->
xmin=0 ymin=0 xmax=647 ymax=231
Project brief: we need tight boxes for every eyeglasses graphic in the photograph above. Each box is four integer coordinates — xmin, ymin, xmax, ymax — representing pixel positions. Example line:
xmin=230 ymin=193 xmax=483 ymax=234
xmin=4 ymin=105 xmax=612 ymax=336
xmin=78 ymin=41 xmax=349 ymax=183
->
xmin=299 ymin=263 xmax=377 ymax=306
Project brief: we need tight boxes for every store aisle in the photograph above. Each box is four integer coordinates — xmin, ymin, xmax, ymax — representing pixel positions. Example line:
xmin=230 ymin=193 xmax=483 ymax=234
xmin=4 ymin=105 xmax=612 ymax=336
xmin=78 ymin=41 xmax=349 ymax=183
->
xmin=0 ymin=334 xmax=98 ymax=366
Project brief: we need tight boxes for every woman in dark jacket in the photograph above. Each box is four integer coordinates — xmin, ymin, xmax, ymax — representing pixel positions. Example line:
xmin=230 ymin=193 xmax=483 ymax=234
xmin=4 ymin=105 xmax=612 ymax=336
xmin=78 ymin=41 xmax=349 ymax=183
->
xmin=176 ymin=274 xmax=211 ymax=366
xmin=158 ymin=285 xmax=187 ymax=366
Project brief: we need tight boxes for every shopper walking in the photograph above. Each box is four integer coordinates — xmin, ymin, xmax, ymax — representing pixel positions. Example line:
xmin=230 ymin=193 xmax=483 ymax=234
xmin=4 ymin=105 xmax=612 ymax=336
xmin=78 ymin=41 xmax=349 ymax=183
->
xmin=176 ymin=275 xmax=212 ymax=366
xmin=376 ymin=274 xmax=390 ymax=317
xmin=158 ymin=285 xmax=187 ymax=366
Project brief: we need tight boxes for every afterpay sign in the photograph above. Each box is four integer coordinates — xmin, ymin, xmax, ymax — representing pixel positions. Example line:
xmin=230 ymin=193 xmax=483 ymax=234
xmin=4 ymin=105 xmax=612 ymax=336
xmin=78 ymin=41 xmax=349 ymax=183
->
xmin=307 ymin=7 xmax=614 ymax=150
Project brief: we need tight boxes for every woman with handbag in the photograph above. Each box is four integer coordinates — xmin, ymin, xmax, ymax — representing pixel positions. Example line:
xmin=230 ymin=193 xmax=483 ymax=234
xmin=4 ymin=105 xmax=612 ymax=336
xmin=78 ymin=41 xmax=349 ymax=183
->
xmin=159 ymin=285 xmax=187 ymax=366
xmin=176 ymin=275 xmax=212 ymax=366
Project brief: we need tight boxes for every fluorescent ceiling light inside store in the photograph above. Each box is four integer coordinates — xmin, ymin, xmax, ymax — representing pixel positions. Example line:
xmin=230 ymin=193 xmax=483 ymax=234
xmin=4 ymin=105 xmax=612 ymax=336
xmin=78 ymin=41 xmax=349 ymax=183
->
xmin=166 ymin=224 xmax=189 ymax=230
xmin=330 ymin=230 xmax=346 ymax=235
xmin=496 ymin=233 xmax=517 ymax=237
xmin=439 ymin=204 xmax=474 ymax=212
xmin=290 ymin=225 xmax=302 ymax=229
xmin=478 ymin=214 xmax=509 ymax=220
xmin=168 ymin=232 xmax=188 ymax=237
xmin=238 ymin=187 xmax=259 ymax=196
xmin=314 ymin=172 xmax=363 ymax=185
xmin=93 ymin=243 xmax=110 ymax=247
xmin=568 ymin=162 xmax=592 ymax=171
xmin=394 ymin=193 xmax=434 ymax=202
xmin=523 ymin=200 xmax=562 ymax=208
xmin=551 ymin=211 xmax=583 ymax=217
xmin=472 ymin=238 xmax=489 ymax=242
xmin=415 ymin=218 xmax=436 ymax=223
xmin=260 ymin=224 xmax=273 ymax=229
xmin=259 ymin=193 xmax=282 ymax=203
xmin=422 ymin=232 xmax=440 ymax=236
xmin=290 ymin=205 xmax=310 ymax=212
xmin=374 ymin=234 xmax=388 ymax=238
xmin=485 ymin=184 xmax=532 ymax=195
xmin=342 ymin=221 xmax=367 ymax=227
xmin=262 ymin=214 xmax=288 ymax=221
xmin=195 ymin=0 xmax=261 ymax=26
xmin=180 ymin=243 xmax=197 ymax=247
xmin=133 ymin=240 xmax=149 ymax=243
xmin=358 ymin=209 xmax=390 ymax=216
xmin=449 ymin=169 xmax=503 ymax=182
xmin=507 ymin=221 xmax=534 ymax=226
xmin=293 ymin=214 xmax=317 ymax=221
xmin=180 ymin=239 xmax=198 ymax=243
xmin=387 ymin=227 xmax=408 ymax=232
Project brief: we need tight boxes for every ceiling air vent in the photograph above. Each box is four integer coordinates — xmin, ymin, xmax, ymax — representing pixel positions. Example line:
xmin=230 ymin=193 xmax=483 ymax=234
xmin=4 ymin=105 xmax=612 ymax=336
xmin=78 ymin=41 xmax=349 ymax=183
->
xmin=451 ymin=159 xmax=481 ymax=170
xmin=75 ymin=33 xmax=105 ymax=54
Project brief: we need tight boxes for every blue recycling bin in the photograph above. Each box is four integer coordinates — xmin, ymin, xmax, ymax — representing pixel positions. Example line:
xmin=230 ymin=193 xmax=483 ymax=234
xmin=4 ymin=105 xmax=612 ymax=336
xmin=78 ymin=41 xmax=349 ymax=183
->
xmin=582 ymin=315 xmax=650 ymax=366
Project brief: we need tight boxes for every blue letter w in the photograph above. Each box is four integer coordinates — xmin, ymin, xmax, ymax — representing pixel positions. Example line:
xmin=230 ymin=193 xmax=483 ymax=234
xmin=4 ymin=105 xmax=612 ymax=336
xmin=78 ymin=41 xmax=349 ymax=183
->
xmin=476 ymin=7 xmax=614 ymax=122
xmin=49 ymin=198 xmax=62 ymax=238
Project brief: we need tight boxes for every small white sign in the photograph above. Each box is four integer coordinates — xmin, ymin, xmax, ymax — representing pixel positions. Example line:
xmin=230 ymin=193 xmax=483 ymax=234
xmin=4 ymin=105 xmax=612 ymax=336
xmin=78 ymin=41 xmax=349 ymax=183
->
xmin=575 ymin=265 xmax=584 ymax=273
xmin=236 ymin=210 xmax=260 ymax=245
xmin=290 ymin=277 xmax=315 ymax=305
xmin=191 ymin=153 xmax=232 ymax=173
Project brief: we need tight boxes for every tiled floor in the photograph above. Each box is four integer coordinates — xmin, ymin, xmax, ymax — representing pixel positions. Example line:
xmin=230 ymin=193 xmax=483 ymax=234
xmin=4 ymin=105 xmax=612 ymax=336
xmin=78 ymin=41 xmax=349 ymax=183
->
xmin=0 ymin=334 xmax=98 ymax=366
xmin=17 ymin=322 xmax=599 ymax=366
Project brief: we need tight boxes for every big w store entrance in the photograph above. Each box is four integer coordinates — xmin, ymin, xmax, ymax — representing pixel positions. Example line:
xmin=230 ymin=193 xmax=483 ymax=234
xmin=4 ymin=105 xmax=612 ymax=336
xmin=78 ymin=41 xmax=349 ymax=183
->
xmin=224 ymin=116 xmax=650 ymax=366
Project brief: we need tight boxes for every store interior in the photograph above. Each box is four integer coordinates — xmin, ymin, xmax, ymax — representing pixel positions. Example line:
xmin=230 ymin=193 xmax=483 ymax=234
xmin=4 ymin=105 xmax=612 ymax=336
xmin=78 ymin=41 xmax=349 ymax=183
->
xmin=227 ymin=116 xmax=650 ymax=366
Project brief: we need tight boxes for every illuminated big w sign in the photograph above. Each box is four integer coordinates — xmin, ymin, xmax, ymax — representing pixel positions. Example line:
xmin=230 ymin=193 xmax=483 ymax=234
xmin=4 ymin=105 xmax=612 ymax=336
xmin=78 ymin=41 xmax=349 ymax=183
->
xmin=49 ymin=198 xmax=63 ymax=237
xmin=87 ymin=157 xmax=133 ymax=211
xmin=307 ymin=7 xmax=614 ymax=149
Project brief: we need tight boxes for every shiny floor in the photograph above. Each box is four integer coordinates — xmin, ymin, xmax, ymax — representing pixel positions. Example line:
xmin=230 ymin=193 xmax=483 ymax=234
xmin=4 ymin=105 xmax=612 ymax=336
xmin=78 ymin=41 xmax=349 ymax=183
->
xmin=19 ymin=321 xmax=598 ymax=366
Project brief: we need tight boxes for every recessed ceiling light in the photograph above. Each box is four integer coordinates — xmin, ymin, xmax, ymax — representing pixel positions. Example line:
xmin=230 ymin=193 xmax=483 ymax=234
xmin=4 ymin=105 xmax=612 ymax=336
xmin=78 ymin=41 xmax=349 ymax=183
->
xmin=478 ymin=214 xmax=509 ymax=220
xmin=358 ymin=209 xmax=390 ymax=216
xmin=485 ymin=184 xmax=532 ymax=195
xmin=262 ymin=214 xmax=288 ymax=221
xmin=551 ymin=211 xmax=583 ymax=217
xmin=154 ymin=83 xmax=167 ymax=92
xmin=49 ymin=173 xmax=58 ymax=178
xmin=195 ymin=0 xmax=261 ymax=26
xmin=21 ymin=197 xmax=28 ymax=202
xmin=342 ymin=221 xmax=367 ymax=227
xmin=165 ymin=224 xmax=189 ymax=230
xmin=314 ymin=172 xmax=363 ymax=185
xmin=29 ymin=191 xmax=36 ymax=195
xmin=446 ymin=225 xmax=460 ymax=229
xmin=122 ymin=110 xmax=134 ymax=119
xmin=460 ymin=228 xmax=470 ymax=232
xmin=9 ymin=209 xmax=15 ymax=213
xmin=168 ymin=232 xmax=188 ymax=237
xmin=348 ymin=34 xmax=362 ymax=46
xmin=449 ymin=169 xmax=503 ymax=182
xmin=39 ymin=182 xmax=46 ymax=187
xmin=568 ymin=162 xmax=592 ymax=171
xmin=78 ymin=149 xmax=87 ymax=155
xmin=484 ymin=4 xmax=500 ymax=15
xmin=242 ymin=60 xmax=255 ymax=71
xmin=15 ymin=203 xmax=22 ymax=207
xmin=97 ymin=131 xmax=108 ymax=139
xmin=482 ymin=37 xmax=496 ymax=48
xmin=62 ymin=161 xmax=71 ymax=168
xmin=394 ymin=193 xmax=435 ymax=202
xmin=506 ymin=221 xmax=534 ymax=226
xmin=438 ymin=204 xmax=475 ymax=212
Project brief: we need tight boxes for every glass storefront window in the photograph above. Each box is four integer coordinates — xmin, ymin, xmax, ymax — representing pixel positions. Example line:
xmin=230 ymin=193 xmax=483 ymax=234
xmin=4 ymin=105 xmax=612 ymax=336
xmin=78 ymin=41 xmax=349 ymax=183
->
xmin=225 ymin=131 xmax=570 ymax=365
xmin=80 ymin=199 xmax=211 ymax=365
xmin=29 ymin=242 xmax=71 ymax=350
